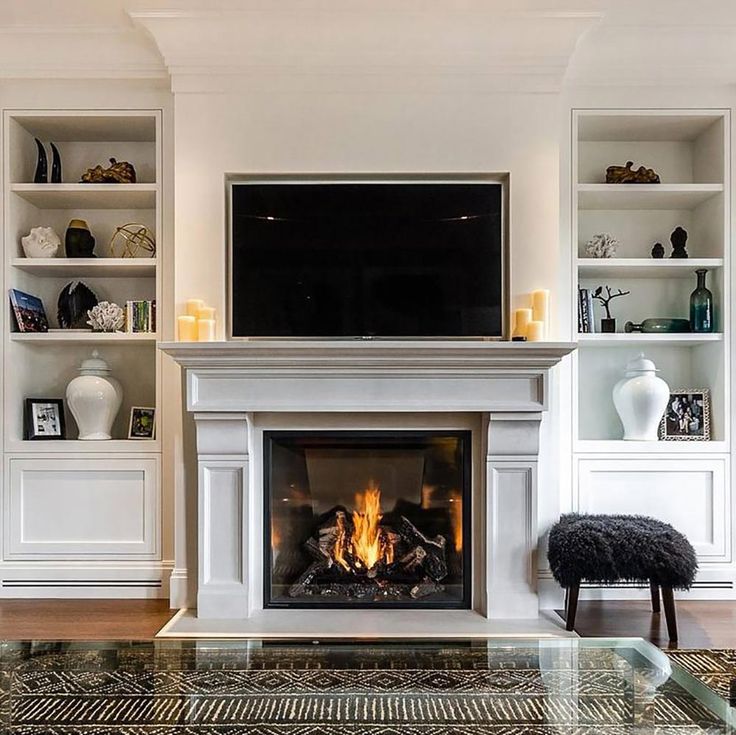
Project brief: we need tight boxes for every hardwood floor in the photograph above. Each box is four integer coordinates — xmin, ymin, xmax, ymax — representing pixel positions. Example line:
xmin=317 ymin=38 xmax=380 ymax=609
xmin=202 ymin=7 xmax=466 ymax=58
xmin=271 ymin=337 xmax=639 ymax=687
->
xmin=558 ymin=600 xmax=736 ymax=649
xmin=0 ymin=599 xmax=175 ymax=640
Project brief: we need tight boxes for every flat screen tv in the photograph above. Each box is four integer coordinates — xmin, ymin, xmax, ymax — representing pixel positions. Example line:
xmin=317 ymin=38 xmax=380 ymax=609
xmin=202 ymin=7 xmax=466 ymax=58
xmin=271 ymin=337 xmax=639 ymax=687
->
xmin=229 ymin=180 xmax=506 ymax=338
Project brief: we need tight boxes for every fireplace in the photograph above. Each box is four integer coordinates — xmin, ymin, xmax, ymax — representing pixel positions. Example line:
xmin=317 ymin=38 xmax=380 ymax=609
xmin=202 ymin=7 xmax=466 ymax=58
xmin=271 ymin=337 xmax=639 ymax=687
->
xmin=264 ymin=431 xmax=471 ymax=609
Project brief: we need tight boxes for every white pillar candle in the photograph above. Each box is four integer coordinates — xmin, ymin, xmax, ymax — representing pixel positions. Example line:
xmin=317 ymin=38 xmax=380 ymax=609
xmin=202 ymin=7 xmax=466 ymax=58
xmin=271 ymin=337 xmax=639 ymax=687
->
xmin=178 ymin=315 xmax=197 ymax=342
xmin=186 ymin=299 xmax=205 ymax=318
xmin=513 ymin=308 xmax=533 ymax=338
xmin=526 ymin=320 xmax=545 ymax=342
xmin=532 ymin=289 xmax=550 ymax=337
xmin=198 ymin=306 xmax=216 ymax=321
xmin=197 ymin=319 xmax=216 ymax=342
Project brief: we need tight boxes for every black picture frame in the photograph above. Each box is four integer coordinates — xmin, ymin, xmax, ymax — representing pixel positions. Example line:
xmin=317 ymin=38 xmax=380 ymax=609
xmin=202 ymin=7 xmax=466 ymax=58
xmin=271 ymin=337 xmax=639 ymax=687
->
xmin=24 ymin=398 xmax=65 ymax=440
xmin=128 ymin=406 xmax=156 ymax=439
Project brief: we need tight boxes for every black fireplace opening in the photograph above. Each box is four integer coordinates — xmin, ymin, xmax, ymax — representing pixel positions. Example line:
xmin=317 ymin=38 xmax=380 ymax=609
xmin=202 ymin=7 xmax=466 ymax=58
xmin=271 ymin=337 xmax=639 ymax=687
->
xmin=264 ymin=431 xmax=472 ymax=609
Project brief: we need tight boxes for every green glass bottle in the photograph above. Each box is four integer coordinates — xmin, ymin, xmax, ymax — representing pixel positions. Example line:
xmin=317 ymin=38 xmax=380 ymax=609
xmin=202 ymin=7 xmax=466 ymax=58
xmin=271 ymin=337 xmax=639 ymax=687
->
xmin=690 ymin=268 xmax=713 ymax=333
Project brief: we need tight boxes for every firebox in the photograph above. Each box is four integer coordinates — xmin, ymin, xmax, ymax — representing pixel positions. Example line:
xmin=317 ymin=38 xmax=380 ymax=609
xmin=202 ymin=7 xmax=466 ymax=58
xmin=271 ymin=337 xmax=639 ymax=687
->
xmin=264 ymin=431 xmax=471 ymax=609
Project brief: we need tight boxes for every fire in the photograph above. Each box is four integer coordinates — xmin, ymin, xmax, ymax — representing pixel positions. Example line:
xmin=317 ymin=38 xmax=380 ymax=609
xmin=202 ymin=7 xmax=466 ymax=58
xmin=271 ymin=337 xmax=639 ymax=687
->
xmin=449 ymin=490 xmax=463 ymax=553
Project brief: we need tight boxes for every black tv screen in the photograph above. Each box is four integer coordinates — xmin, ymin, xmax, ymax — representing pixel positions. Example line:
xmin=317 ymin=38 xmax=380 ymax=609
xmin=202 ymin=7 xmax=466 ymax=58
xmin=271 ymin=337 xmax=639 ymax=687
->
xmin=230 ymin=182 xmax=504 ymax=338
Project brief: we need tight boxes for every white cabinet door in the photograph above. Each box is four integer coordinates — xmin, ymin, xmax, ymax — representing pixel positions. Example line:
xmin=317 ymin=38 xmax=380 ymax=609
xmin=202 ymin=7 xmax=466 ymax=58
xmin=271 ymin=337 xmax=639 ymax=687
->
xmin=576 ymin=457 xmax=729 ymax=561
xmin=6 ymin=457 xmax=159 ymax=560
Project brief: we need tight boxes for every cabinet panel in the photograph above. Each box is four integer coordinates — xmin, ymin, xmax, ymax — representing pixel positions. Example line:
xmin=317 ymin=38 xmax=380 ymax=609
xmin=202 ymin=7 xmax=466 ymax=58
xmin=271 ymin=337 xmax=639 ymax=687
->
xmin=576 ymin=457 xmax=729 ymax=560
xmin=6 ymin=457 xmax=159 ymax=560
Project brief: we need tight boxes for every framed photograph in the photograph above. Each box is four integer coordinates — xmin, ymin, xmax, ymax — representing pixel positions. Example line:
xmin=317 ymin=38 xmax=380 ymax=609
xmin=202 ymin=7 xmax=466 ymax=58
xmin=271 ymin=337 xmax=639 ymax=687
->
xmin=659 ymin=388 xmax=711 ymax=441
xmin=24 ymin=398 xmax=65 ymax=440
xmin=9 ymin=289 xmax=48 ymax=333
xmin=129 ymin=407 xmax=156 ymax=439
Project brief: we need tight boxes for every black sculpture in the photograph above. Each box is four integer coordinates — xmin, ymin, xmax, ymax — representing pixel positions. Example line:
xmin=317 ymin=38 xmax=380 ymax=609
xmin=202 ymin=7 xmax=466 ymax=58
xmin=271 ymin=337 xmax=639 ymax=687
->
xmin=50 ymin=142 xmax=62 ymax=183
xmin=33 ymin=138 xmax=47 ymax=183
xmin=670 ymin=227 xmax=689 ymax=259
xmin=57 ymin=281 xmax=98 ymax=329
xmin=65 ymin=219 xmax=96 ymax=258
xmin=651 ymin=242 xmax=665 ymax=259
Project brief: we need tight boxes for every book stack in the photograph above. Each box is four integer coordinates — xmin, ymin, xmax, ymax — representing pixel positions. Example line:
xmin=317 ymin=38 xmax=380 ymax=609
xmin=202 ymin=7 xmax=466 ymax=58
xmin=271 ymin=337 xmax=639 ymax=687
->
xmin=578 ymin=289 xmax=595 ymax=333
xmin=125 ymin=300 xmax=156 ymax=333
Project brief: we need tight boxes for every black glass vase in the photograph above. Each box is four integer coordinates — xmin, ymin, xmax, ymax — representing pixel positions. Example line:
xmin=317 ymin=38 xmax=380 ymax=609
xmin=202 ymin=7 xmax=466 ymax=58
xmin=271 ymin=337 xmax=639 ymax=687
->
xmin=690 ymin=268 xmax=713 ymax=333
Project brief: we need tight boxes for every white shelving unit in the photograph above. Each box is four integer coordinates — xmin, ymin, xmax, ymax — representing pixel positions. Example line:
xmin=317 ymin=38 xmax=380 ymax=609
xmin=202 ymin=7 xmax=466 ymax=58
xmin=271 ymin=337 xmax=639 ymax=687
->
xmin=571 ymin=109 xmax=733 ymax=596
xmin=1 ymin=109 xmax=163 ymax=596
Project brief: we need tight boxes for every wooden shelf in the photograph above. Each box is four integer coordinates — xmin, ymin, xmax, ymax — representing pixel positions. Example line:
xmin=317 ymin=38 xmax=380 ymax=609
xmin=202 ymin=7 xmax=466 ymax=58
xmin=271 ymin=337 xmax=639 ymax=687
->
xmin=577 ymin=183 xmax=723 ymax=210
xmin=10 ymin=183 xmax=157 ymax=209
xmin=10 ymin=332 xmax=156 ymax=344
xmin=577 ymin=333 xmax=723 ymax=347
xmin=11 ymin=257 xmax=156 ymax=278
xmin=577 ymin=258 xmax=723 ymax=279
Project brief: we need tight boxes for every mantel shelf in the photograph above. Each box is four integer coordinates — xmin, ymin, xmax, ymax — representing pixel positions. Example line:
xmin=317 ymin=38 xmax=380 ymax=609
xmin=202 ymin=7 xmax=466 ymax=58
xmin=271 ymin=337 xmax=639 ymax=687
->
xmin=578 ymin=333 xmax=722 ymax=347
xmin=12 ymin=257 xmax=157 ymax=278
xmin=10 ymin=183 xmax=157 ymax=209
xmin=577 ymin=183 xmax=723 ymax=210
xmin=11 ymin=332 xmax=156 ymax=344
xmin=577 ymin=258 xmax=723 ymax=279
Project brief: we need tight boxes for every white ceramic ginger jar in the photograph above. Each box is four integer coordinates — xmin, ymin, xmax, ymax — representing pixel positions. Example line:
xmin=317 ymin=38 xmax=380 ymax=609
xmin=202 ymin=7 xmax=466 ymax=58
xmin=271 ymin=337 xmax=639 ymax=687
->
xmin=66 ymin=350 xmax=122 ymax=440
xmin=612 ymin=353 xmax=669 ymax=441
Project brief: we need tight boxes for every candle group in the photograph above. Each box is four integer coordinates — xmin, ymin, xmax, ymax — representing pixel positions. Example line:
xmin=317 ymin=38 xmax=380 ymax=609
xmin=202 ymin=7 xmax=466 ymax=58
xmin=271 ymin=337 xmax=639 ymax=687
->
xmin=513 ymin=289 xmax=550 ymax=341
xmin=178 ymin=299 xmax=217 ymax=342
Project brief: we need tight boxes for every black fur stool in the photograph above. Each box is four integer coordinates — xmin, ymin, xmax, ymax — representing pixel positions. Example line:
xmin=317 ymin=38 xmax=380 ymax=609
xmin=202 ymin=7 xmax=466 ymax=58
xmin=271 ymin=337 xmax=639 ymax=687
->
xmin=547 ymin=513 xmax=697 ymax=641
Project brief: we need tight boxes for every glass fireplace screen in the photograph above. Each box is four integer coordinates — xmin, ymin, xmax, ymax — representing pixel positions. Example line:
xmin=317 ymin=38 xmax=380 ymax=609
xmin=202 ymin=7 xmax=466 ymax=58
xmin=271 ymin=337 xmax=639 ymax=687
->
xmin=264 ymin=431 xmax=471 ymax=608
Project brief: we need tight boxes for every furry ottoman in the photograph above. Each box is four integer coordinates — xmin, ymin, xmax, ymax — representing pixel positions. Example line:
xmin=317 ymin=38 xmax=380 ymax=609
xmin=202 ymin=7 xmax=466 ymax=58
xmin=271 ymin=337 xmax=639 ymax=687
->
xmin=547 ymin=513 xmax=697 ymax=641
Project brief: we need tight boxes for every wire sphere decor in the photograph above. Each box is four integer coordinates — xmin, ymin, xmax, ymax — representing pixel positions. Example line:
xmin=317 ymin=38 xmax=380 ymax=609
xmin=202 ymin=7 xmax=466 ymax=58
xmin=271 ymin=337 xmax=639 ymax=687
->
xmin=109 ymin=223 xmax=156 ymax=258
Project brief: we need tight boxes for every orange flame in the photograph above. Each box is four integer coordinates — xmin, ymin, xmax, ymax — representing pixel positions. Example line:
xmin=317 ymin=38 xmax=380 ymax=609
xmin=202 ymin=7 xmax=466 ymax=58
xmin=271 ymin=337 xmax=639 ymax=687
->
xmin=351 ymin=483 xmax=385 ymax=571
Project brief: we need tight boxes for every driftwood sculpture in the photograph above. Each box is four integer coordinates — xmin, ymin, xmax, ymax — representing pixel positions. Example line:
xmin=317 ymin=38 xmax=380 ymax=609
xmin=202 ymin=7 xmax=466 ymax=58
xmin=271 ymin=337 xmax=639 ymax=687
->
xmin=605 ymin=161 xmax=660 ymax=184
xmin=80 ymin=158 xmax=136 ymax=184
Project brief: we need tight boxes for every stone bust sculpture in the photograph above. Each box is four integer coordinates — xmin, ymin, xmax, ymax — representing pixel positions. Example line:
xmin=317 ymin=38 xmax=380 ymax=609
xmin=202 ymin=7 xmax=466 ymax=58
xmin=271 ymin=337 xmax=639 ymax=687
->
xmin=21 ymin=226 xmax=60 ymax=258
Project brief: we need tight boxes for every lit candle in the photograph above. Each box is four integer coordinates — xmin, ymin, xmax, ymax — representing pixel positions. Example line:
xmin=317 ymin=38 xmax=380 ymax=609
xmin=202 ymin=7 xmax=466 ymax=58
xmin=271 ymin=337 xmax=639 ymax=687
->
xmin=197 ymin=306 xmax=216 ymax=321
xmin=513 ymin=308 xmax=533 ymax=338
xmin=532 ymin=289 xmax=550 ymax=337
xmin=526 ymin=320 xmax=545 ymax=342
xmin=177 ymin=315 xmax=197 ymax=342
xmin=197 ymin=318 xmax=216 ymax=342
xmin=186 ymin=299 xmax=205 ymax=318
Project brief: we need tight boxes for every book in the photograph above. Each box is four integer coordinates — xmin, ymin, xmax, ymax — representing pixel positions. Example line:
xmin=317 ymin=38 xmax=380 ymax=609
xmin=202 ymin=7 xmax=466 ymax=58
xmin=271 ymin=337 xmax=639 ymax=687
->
xmin=578 ymin=288 xmax=589 ymax=333
xmin=9 ymin=289 xmax=48 ymax=333
xmin=125 ymin=300 xmax=157 ymax=333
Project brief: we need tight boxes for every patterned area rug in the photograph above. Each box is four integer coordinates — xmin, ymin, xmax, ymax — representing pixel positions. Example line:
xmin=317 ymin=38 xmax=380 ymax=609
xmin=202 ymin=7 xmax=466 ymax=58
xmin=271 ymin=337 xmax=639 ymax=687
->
xmin=666 ymin=649 xmax=736 ymax=701
xmin=0 ymin=641 xmax=728 ymax=733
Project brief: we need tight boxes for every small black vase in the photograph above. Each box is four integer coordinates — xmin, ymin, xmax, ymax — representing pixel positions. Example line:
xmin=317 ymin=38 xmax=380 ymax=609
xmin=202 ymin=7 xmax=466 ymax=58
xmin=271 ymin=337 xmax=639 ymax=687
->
xmin=65 ymin=219 xmax=96 ymax=258
xmin=33 ymin=138 xmax=47 ymax=183
xmin=50 ymin=142 xmax=62 ymax=183
xmin=601 ymin=318 xmax=616 ymax=333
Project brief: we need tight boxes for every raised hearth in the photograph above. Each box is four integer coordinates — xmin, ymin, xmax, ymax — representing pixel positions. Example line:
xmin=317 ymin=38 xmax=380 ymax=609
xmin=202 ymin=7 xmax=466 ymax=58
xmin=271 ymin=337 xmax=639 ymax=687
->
xmin=161 ymin=340 xmax=574 ymax=630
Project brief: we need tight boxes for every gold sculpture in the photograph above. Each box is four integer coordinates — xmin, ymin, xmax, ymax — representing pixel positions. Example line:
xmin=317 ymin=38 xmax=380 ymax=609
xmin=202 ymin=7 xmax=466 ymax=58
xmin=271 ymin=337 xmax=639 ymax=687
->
xmin=109 ymin=223 xmax=156 ymax=258
xmin=605 ymin=161 xmax=660 ymax=184
xmin=80 ymin=158 xmax=137 ymax=184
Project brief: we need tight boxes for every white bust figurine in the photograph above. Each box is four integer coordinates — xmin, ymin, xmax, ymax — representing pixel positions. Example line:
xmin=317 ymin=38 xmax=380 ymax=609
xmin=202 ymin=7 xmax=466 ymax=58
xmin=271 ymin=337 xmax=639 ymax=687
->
xmin=21 ymin=226 xmax=60 ymax=258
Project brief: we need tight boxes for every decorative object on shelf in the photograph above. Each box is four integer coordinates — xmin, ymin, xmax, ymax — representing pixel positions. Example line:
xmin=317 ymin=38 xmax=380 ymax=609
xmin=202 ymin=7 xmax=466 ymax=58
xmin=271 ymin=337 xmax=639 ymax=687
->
xmin=33 ymin=138 xmax=47 ymax=183
xmin=125 ymin=300 xmax=156 ymax=333
xmin=23 ymin=398 xmax=65 ymax=440
xmin=513 ymin=308 xmax=532 ymax=339
xmin=584 ymin=233 xmax=619 ymax=259
xmin=577 ymin=288 xmax=595 ymax=334
xmin=612 ymin=354 xmax=670 ymax=441
xmin=109 ymin=223 xmax=156 ymax=258
xmin=531 ymin=289 xmax=549 ymax=338
xmin=690 ymin=268 xmax=713 ymax=333
xmin=66 ymin=351 xmax=123 ymax=441
xmin=9 ymin=288 xmax=48 ymax=333
xmin=624 ymin=318 xmax=690 ymax=334
xmin=592 ymin=285 xmax=630 ymax=333
xmin=57 ymin=280 xmax=98 ymax=329
xmin=129 ymin=407 xmax=156 ymax=439
xmin=186 ymin=298 xmax=205 ymax=318
xmin=670 ymin=226 xmax=688 ymax=259
xmin=198 ymin=318 xmax=216 ymax=342
xmin=87 ymin=301 xmax=124 ymax=333
xmin=526 ymin=321 xmax=544 ymax=342
xmin=80 ymin=158 xmax=136 ymax=184
xmin=65 ymin=219 xmax=96 ymax=258
xmin=605 ymin=161 xmax=660 ymax=184
xmin=511 ymin=291 xmax=550 ymax=340
xmin=651 ymin=242 xmax=665 ymax=259
xmin=21 ymin=226 xmax=60 ymax=259
xmin=179 ymin=299 xmax=218 ymax=341
xmin=659 ymin=388 xmax=711 ymax=441
xmin=50 ymin=142 xmax=62 ymax=183
xmin=178 ymin=315 xmax=197 ymax=341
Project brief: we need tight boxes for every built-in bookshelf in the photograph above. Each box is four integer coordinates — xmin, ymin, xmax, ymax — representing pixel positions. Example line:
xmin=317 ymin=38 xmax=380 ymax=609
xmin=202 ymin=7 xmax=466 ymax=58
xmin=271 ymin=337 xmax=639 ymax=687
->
xmin=570 ymin=109 xmax=732 ymax=593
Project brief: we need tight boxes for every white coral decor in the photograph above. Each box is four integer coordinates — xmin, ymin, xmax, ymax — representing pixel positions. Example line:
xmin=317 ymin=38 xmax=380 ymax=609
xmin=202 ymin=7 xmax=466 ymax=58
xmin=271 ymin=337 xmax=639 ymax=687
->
xmin=585 ymin=232 xmax=619 ymax=259
xmin=87 ymin=301 xmax=124 ymax=332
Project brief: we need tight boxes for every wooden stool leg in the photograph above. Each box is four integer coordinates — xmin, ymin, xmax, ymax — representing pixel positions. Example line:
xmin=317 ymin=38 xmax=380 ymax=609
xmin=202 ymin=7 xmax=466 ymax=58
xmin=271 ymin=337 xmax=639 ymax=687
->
xmin=565 ymin=583 xmax=580 ymax=632
xmin=661 ymin=586 xmax=678 ymax=642
xmin=649 ymin=581 xmax=661 ymax=613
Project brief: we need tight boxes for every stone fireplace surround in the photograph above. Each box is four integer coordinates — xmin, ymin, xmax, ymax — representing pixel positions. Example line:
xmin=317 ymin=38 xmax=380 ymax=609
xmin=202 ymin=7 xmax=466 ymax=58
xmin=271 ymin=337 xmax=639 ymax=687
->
xmin=160 ymin=340 xmax=574 ymax=637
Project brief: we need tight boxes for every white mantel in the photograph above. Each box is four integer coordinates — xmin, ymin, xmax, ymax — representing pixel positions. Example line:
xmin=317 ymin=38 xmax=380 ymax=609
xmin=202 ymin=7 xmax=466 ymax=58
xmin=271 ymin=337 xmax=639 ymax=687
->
xmin=161 ymin=340 xmax=574 ymax=631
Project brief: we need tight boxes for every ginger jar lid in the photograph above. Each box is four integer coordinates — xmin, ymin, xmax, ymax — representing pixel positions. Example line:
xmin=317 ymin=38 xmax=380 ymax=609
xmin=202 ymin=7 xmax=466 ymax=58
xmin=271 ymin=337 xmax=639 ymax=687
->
xmin=624 ymin=353 xmax=658 ymax=376
xmin=79 ymin=350 xmax=110 ymax=376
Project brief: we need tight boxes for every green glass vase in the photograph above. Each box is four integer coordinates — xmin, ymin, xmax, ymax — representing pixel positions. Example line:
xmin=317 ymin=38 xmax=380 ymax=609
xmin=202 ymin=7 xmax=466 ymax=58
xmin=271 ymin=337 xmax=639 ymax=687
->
xmin=690 ymin=268 xmax=713 ymax=333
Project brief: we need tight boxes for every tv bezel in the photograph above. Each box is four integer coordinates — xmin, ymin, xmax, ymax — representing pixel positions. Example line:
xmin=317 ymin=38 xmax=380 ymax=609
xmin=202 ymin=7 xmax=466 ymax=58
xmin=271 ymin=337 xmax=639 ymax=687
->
xmin=226 ymin=174 xmax=510 ymax=340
